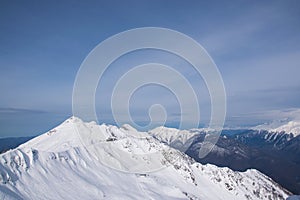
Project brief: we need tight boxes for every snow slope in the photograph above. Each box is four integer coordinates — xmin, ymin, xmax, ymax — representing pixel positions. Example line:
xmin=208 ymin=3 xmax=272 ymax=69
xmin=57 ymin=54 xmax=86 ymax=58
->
xmin=149 ymin=126 xmax=201 ymax=152
xmin=0 ymin=117 xmax=291 ymax=199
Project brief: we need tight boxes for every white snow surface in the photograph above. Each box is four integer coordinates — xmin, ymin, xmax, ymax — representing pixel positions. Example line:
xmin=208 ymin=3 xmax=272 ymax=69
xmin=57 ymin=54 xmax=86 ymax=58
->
xmin=0 ymin=117 xmax=291 ymax=200
xmin=149 ymin=127 xmax=198 ymax=146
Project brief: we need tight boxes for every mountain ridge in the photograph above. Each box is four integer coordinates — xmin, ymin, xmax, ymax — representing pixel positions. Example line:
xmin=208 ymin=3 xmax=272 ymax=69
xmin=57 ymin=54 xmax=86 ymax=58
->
xmin=0 ymin=117 xmax=292 ymax=199
xmin=149 ymin=124 xmax=300 ymax=194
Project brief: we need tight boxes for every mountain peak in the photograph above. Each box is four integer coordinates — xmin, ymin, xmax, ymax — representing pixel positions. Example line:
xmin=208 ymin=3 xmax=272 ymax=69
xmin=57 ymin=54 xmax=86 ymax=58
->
xmin=254 ymin=120 xmax=300 ymax=137
xmin=120 ymin=123 xmax=137 ymax=132
xmin=0 ymin=117 xmax=292 ymax=199
xmin=271 ymin=121 xmax=300 ymax=137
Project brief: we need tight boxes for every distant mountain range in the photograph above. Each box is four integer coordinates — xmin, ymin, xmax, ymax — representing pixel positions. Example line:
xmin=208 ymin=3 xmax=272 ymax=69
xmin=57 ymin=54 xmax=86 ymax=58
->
xmin=150 ymin=121 xmax=300 ymax=195
xmin=0 ymin=117 xmax=293 ymax=199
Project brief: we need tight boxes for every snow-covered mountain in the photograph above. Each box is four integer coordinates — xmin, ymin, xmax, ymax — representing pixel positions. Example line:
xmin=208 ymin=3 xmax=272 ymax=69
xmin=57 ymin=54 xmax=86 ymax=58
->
xmin=0 ymin=117 xmax=291 ymax=199
xmin=248 ymin=120 xmax=300 ymax=150
xmin=254 ymin=120 xmax=300 ymax=138
xmin=149 ymin=125 xmax=300 ymax=195
xmin=270 ymin=121 xmax=300 ymax=137
xmin=150 ymin=119 xmax=300 ymax=154
xmin=149 ymin=126 xmax=201 ymax=152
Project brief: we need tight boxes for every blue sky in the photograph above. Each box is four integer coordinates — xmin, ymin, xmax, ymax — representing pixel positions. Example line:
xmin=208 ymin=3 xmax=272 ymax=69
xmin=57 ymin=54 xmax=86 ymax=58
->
xmin=0 ymin=0 xmax=300 ymax=137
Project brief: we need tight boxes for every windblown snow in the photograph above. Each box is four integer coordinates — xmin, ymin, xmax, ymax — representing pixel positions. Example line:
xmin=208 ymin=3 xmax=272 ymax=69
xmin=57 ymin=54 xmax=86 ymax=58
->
xmin=0 ymin=117 xmax=291 ymax=199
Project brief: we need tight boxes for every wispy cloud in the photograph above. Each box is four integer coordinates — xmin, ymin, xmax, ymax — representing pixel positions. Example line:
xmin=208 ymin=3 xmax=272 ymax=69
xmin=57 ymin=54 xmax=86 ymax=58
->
xmin=0 ymin=108 xmax=46 ymax=114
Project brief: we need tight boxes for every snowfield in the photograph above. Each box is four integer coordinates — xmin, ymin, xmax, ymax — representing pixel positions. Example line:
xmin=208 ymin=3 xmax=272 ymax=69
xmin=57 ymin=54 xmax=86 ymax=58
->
xmin=0 ymin=117 xmax=292 ymax=199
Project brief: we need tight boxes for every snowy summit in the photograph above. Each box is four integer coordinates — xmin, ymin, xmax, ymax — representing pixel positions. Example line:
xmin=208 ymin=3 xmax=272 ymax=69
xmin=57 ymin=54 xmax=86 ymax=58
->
xmin=0 ymin=117 xmax=292 ymax=199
